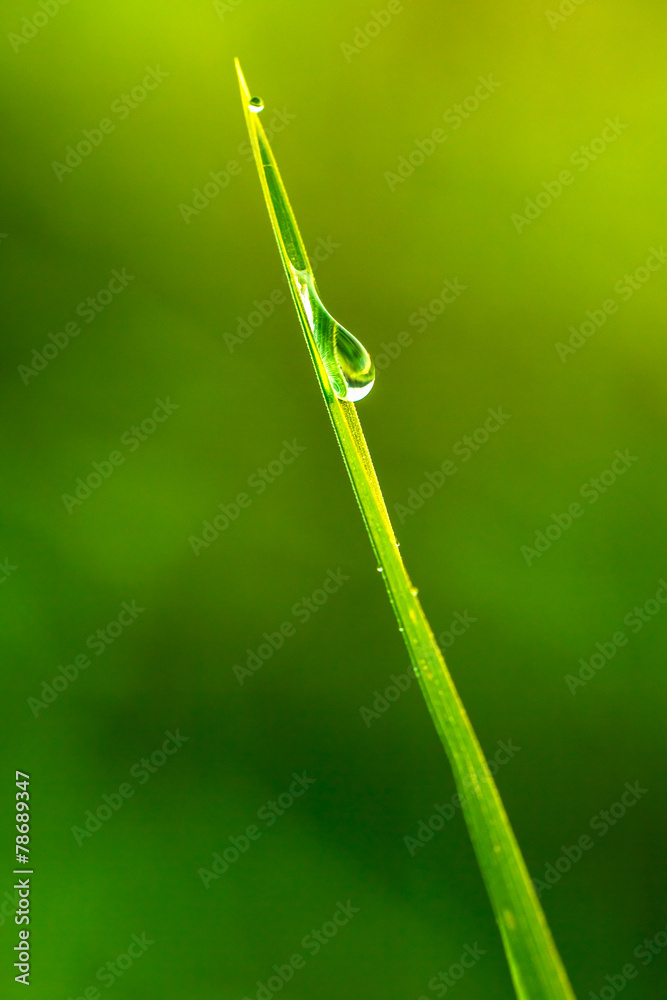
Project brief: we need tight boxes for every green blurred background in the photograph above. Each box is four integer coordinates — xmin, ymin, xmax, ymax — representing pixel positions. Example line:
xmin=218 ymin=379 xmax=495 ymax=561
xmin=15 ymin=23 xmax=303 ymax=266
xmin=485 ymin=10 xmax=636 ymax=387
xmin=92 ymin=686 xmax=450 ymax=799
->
xmin=2 ymin=0 xmax=666 ymax=996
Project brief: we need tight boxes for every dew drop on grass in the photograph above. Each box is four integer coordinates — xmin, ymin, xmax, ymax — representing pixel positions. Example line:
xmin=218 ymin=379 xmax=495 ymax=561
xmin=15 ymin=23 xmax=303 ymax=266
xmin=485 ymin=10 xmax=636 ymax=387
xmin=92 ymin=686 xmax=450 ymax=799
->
xmin=290 ymin=268 xmax=375 ymax=401
xmin=248 ymin=96 xmax=264 ymax=112
xmin=410 ymin=587 xmax=419 ymax=596
xmin=334 ymin=326 xmax=375 ymax=401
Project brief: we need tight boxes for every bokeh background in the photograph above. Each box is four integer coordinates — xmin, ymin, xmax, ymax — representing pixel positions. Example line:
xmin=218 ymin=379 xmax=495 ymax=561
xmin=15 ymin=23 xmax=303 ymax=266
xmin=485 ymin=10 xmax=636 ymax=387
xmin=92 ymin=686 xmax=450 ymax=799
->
xmin=2 ymin=1 xmax=666 ymax=997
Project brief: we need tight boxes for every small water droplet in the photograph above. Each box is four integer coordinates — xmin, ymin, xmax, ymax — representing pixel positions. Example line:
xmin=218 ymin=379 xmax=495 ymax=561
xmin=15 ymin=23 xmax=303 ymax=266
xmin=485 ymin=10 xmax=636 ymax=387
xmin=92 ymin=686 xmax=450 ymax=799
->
xmin=248 ymin=96 xmax=264 ymax=112
xmin=377 ymin=567 xmax=383 ymax=573
xmin=398 ymin=627 xmax=404 ymax=633
xmin=410 ymin=587 xmax=419 ymax=596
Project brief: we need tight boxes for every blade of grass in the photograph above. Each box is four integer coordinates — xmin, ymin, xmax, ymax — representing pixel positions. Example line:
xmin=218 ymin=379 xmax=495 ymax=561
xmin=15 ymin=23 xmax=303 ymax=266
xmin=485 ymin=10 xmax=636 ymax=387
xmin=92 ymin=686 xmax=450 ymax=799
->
xmin=235 ymin=58 xmax=577 ymax=1000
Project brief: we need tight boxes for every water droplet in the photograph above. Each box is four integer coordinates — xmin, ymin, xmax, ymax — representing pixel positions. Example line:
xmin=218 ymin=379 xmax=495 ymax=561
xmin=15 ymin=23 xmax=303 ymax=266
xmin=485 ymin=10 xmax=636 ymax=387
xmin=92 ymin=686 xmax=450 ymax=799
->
xmin=334 ymin=326 xmax=375 ymax=401
xmin=248 ymin=96 xmax=264 ymax=112
xmin=377 ymin=567 xmax=383 ymax=573
xmin=398 ymin=627 xmax=404 ymax=633
xmin=410 ymin=587 xmax=419 ymax=596
xmin=290 ymin=267 xmax=375 ymax=401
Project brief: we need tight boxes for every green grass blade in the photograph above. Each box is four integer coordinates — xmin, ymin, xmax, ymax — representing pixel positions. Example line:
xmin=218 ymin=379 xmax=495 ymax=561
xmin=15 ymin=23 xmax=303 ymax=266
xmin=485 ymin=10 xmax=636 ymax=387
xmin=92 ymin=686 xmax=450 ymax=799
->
xmin=235 ymin=58 xmax=578 ymax=1000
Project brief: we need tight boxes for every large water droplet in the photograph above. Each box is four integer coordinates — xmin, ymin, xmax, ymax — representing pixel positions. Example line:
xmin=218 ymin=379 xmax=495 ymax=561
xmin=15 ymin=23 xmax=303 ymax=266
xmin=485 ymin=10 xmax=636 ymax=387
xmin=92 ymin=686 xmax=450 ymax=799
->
xmin=290 ymin=267 xmax=375 ymax=401
xmin=248 ymin=96 xmax=264 ymax=112
xmin=334 ymin=326 xmax=375 ymax=401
